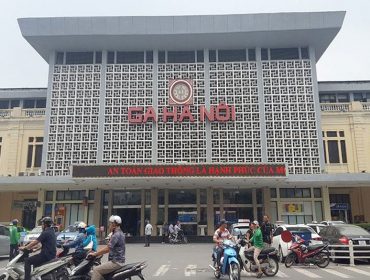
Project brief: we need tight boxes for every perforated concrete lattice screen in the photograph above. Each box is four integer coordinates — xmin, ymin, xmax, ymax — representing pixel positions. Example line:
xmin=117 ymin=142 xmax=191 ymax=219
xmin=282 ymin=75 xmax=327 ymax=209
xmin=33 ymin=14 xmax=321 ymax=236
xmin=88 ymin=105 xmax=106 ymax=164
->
xmin=47 ymin=65 xmax=101 ymax=176
xmin=45 ymin=56 xmax=321 ymax=176
xmin=157 ymin=64 xmax=207 ymax=163
xmin=209 ymin=62 xmax=262 ymax=163
xmin=104 ymin=64 xmax=153 ymax=163
xmin=263 ymin=60 xmax=321 ymax=174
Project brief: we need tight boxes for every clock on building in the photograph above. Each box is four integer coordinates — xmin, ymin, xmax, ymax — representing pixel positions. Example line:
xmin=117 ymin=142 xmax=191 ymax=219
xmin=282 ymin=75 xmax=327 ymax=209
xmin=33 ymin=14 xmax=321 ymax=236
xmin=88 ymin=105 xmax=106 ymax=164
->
xmin=169 ymin=79 xmax=193 ymax=105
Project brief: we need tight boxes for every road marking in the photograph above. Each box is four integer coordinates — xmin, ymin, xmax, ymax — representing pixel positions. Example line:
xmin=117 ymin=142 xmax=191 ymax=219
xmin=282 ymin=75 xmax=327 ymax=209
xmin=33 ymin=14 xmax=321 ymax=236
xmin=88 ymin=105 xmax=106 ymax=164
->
xmin=293 ymin=268 xmax=322 ymax=278
xmin=185 ymin=264 xmax=197 ymax=277
xmin=153 ymin=264 xmax=170 ymax=276
xmin=343 ymin=267 xmax=370 ymax=277
xmin=276 ymin=271 xmax=289 ymax=278
xmin=323 ymin=269 xmax=351 ymax=278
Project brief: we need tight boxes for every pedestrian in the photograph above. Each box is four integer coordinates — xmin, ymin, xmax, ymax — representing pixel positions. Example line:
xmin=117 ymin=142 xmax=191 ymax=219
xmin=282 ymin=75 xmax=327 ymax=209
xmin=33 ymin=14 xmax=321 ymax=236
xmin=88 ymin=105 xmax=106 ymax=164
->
xmin=9 ymin=219 xmax=20 ymax=261
xmin=261 ymin=215 xmax=274 ymax=248
xmin=144 ymin=220 xmax=153 ymax=247
xmin=162 ymin=222 xmax=169 ymax=244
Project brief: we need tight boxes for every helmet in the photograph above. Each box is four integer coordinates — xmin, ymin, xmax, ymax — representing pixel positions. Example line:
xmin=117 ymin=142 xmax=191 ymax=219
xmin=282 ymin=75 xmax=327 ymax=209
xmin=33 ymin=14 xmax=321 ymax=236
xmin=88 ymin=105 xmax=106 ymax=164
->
xmin=109 ymin=215 xmax=122 ymax=225
xmin=77 ymin=222 xmax=87 ymax=229
xmin=41 ymin=217 xmax=53 ymax=227
xmin=300 ymin=244 xmax=308 ymax=253
xmin=12 ymin=219 xmax=19 ymax=225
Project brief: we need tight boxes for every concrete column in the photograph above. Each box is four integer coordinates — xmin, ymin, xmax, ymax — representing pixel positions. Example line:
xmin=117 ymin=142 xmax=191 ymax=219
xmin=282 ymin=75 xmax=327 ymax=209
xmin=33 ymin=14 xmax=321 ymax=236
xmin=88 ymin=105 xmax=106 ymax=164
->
xmin=263 ymin=187 xmax=271 ymax=217
xmin=196 ymin=189 xmax=201 ymax=235
xmin=93 ymin=189 xmax=102 ymax=226
xmin=322 ymin=186 xmax=332 ymax=220
xmin=207 ymin=187 xmax=214 ymax=236
xmin=36 ymin=190 xmax=45 ymax=226
xmin=107 ymin=190 xmax=113 ymax=228
xmin=83 ymin=189 xmax=89 ymax=223
xmin=252 ymin=188 xmax=257 ymax=220
xmin=220 ymin=189 xmax=224 ymax=219
xmin=140 ymin=190 xmax=145 ymax=236
xmin=150 ymin=188 xmax=158 ymax=235
xmin=164 ymin=189 xmax=169 ymax=223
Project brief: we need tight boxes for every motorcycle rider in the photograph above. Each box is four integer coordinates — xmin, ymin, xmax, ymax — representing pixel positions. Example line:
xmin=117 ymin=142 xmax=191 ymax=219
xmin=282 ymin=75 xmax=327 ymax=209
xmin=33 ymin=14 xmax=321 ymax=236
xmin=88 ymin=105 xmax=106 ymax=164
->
xmin=213 ymin=219 xmax=233 ymax=271
xmin=20 ymin=217 xmax=56 ymax=280
xmin=247 ymin=221 xmax=264 ymax=278
xmin=83 ymin=224 xmax=98 ymax=252
xmin=89 ymin=215 xmax=125 ymax=280
xmin=62 ymin=222 xmax=88 ymax=265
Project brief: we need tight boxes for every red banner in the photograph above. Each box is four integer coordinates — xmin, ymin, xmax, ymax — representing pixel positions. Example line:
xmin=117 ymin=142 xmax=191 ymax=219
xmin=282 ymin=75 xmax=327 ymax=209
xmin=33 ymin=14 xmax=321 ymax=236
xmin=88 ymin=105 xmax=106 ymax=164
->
xmin=72 ymin=164 xmax=286 ymax=178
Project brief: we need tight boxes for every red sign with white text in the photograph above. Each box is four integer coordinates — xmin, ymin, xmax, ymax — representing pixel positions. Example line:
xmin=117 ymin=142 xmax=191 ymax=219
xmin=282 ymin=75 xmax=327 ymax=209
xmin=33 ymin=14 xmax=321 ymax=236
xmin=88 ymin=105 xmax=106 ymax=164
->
xmin=72 ymin=164 xmax=287 ymax=178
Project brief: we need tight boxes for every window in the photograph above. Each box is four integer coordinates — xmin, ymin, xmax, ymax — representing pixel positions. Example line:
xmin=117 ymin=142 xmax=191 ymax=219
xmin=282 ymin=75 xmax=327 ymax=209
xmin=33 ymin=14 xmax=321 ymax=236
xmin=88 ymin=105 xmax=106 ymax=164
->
xmin=197 ymin=50 xmax=204 ymax=62
xmin=323 ymin=131 xmax=347 ymax=164
xmin=261 ymin=48 xmax=268 ymax=60
xmin=116 ymin=51 xmax=144 ymax=64
xmin=24 ymin=99 xmax=35 ymax=109
xmin=56 ymin=190 xmax=85 ymax=201
xmin=95 ymin=52 xmax=102 ymax=64
xmin=65 ymin=52 xmax=94 ymax=64
xmin=56 ymin=52 xmax=64 ymax=64
xmin=270 ymin=188 xmax=277 ymax=198
xmin=45 ymin=191 xmax=53 ymax=201
xmin=167 ymin=51 xmax=195 ymax=63
xmin=319 ymin=94 xmax=336 ymax=103
xmin=36 ymin=99 xmax=46 ymax=108
xmin=248 ymin=49 xmax=256 ymax=61
xmin=279 ymin=188 xmax=311 ymax=198
xmin=314 ymin=188 xmax=322 ymax=198
xmin=301 ymin=47 xmax=309 ymax=59
xmin=218 ymin=49 xmax=246 ymax=62
xmin=169 ymin=189 xmax=196 ymax=204
xmin=107 ymin=52 xmax=115 ymax=63
xmin=223 ymin=189 xmax=252 ymax=204
xmin=145 ymin=51 xmax=153 ymax=63
xmin=26 ymin=137 xmax=43 ymax=168
xmin=270 ymin=48 xmax=299 ymax=60
xmin=158 ymin=51 xmax=165 ymax=63
xmin=10 ymin=100 xmax=20 ymax=108
xmin=0 ymin=100 xmax=9 ymax=109
xmin=209 ymin=50 xmax=216 ymax=62
xmin=337 ymin=93 xmax=349 ymax=102
xmin=88 ymin=190 xmax=95 ymax=200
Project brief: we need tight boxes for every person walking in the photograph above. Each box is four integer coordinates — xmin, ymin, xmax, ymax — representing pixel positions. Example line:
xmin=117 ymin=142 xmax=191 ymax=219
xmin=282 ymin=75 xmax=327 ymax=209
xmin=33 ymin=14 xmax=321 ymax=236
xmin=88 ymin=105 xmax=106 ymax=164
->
xmin=261 ymin=215 xmax=273 ymax=248
xmin=162 ymin=222 xmax=169 ymax=244
xmin=9 ymin=219 xmax=20 ymax=261
xmin=144 ymin=220 xmax=153 ymax=247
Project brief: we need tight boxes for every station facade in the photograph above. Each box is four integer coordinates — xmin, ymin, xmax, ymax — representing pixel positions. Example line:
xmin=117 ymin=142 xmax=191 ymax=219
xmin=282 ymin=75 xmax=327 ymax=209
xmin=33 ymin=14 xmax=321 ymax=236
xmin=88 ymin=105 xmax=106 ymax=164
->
xmin=1 ymin=12 xmax=370 ymax=236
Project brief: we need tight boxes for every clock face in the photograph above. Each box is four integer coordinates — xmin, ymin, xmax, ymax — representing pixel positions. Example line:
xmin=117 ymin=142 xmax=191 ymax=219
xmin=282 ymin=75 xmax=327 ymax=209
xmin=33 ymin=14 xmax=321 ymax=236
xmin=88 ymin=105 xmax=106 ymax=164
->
xmin=169 ymin=80 xmax=193 ymax=105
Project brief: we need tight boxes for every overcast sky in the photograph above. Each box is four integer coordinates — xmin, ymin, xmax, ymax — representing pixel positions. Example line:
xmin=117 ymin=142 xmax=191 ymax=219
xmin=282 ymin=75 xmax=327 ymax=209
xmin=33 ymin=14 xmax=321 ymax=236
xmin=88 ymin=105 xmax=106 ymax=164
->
xmin=0 ymin=0 xmax=369 ymax=88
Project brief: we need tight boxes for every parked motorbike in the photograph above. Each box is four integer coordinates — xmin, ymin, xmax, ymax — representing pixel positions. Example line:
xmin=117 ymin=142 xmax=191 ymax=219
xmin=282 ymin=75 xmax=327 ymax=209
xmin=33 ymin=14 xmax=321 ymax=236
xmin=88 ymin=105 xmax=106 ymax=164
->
xmin=237 ymin=239 xmax=279 ymax=277
xmin=284 ymin=235 xmax=330 ymax=268
xmin=169 ymin=230 xmax=188 ymax=244
xmin=210 ymin=239 xmax=240 ymax=280
xmin=0 ymin=248 xmax=71 ymax=280
xmin=68 ymin=256 xmax=147 ymax=280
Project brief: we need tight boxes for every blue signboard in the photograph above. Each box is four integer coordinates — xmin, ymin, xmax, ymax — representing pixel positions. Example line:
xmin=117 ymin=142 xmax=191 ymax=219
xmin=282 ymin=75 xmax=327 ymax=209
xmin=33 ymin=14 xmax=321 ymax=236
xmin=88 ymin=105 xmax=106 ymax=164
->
xmin=330 ymin=203 xmax=349 ymax=210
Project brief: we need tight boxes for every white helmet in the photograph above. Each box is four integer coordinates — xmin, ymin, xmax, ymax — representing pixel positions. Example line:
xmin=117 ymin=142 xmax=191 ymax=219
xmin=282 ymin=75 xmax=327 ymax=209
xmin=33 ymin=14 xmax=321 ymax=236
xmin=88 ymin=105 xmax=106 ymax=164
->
xmin=109 ymin=215 xmax=122 ymax=225
xmin=78 ymin=222 xmax=87 ymax=229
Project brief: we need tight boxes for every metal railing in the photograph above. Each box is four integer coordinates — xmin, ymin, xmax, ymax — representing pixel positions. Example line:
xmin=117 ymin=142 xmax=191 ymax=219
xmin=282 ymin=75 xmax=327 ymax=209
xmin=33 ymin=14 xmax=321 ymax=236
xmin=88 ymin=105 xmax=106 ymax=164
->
xmin=328 ymin=240 xmax=370 ymax=266
xmin=320 ymin=103 xmax=350 ymax=112
xmin=22 ymin=108 xmax=46 ymax=117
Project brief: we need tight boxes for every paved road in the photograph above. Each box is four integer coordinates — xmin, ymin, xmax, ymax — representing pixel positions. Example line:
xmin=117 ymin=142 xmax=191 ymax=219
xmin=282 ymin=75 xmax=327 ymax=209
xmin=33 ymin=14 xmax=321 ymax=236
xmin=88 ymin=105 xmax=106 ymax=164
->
xmin=1 ymin=243 xmax=370 ymax=279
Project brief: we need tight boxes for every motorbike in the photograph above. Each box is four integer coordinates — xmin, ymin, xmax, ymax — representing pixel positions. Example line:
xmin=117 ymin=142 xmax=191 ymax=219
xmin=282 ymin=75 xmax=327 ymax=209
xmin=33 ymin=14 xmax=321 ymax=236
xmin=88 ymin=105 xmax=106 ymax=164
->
xmin=210 ymin=239 xmax=240 ymax=280
xmin=237 ymin=239 xmax=279 ymax=277
xmin=0 ymin=248 xmax=71 ymax=280
xmin=169 ymin=230 xmax=188 ymax=244
xmin=284 ymin=235 xmax=330 ymax=268
xmin=68 ymin=256 xmax=147 ymax=280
